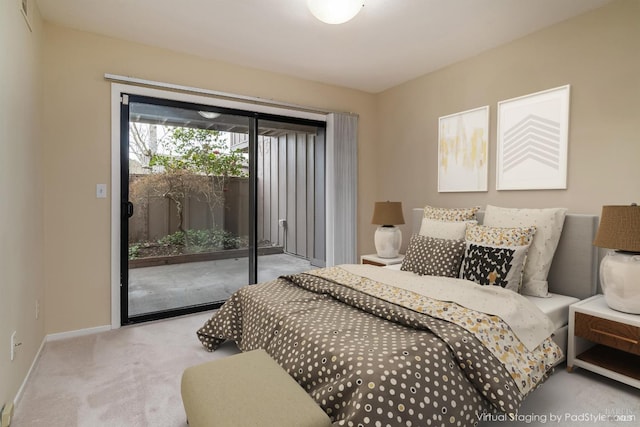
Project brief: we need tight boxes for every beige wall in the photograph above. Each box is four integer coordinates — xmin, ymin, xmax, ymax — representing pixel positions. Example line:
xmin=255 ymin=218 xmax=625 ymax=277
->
xmin=2 ymin=0 xmax=638 ymax=407
xmin=41 ymin=24 xmax=377 ymax=335
xmin=375 ymin=0 xmax=640 ymax=250
xmin=0 ymin=2 xmax=45 ymax=409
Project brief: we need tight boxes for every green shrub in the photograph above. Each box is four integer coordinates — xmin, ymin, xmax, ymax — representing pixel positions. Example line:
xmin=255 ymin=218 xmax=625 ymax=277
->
xmin=208 ymin=228 xmax=241 ymax=250
xmin=158 ymin=231 xmax=186 ymax=247
xmin=157 ymin=228 xmax=241 ymax=252
xmin=185 ymin=229 xmax=212 ymax=250
xmin=128 ymin=244 xmax=140 ymax=259
xmin=130 ymin=228 xmax=243 ymax=258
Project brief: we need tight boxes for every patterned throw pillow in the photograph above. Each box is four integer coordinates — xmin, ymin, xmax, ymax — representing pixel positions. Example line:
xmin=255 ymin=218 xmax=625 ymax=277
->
xmin=423 ymin=205 xmax=481 ymax=222
xmin=482 ymin=205 xmax=567 ymax=297
xmin=465 ymin=223 xmax=536 ymax=247
xmin=401 ymin=234 xmax=465 ymax=277
xmin=460 ymin=224 xmax=536 ymax=292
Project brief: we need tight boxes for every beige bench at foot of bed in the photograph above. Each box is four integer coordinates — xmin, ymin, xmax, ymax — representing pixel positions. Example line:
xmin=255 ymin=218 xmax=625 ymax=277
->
xmin=181 ymin=349 xmax=332 ymax=427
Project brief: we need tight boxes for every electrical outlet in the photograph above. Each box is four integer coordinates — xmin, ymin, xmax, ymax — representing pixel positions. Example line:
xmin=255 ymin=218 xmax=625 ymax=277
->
xmin=10 ymin=332 xmax=16 ymax=361
xmin=1 ymin=402 xmax=14 ymax=427
xmin=10 ymin=332 xmax=21 ymax=361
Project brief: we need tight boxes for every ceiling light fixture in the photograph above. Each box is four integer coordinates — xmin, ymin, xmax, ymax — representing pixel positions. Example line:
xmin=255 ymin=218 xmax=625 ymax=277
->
xmin=307 ymin=0 xmax=364 ymax=25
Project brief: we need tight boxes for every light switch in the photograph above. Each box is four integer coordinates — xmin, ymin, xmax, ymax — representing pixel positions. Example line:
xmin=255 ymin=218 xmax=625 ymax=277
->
xmin=96 ymin=184 xmax=107 ymax=198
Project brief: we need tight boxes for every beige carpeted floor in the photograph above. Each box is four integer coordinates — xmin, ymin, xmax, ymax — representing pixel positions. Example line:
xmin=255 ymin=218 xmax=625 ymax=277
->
xmin=12 ymin=312 xmax=240 ymax=427
xmin=12 ymin=311 xmax=640 ymax=427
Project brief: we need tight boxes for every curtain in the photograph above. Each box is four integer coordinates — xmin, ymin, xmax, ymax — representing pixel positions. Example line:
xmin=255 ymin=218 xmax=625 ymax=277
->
xmin=326 ymin=113 xmax=358 ymax=266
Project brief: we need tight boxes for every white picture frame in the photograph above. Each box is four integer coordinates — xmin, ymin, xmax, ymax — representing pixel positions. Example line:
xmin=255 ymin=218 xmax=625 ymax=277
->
xmin=437 ymin=105 xmax=489 ymax=192
xmin=496 ymin=85 xmax=570 ymax=190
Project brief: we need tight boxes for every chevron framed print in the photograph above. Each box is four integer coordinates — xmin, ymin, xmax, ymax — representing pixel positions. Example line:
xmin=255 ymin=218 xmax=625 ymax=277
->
xmin=496 ymin=85 xmax=570 ymax=190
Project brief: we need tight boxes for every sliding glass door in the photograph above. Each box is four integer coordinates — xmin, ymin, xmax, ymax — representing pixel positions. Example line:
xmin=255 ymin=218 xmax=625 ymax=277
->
xmin=120 ymin=94 xmax=325 ymax=324
xmin=255 ymin=120 xmax=325 ymax=283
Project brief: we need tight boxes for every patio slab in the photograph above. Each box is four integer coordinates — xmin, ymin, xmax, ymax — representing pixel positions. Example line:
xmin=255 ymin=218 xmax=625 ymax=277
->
xmin=128 ymin=253 xmax=312 ymax=316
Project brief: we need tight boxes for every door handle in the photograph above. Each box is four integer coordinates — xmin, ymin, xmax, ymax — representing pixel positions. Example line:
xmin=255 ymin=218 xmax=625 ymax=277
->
xmin=123 ymin=201 xmax=134 ymax=218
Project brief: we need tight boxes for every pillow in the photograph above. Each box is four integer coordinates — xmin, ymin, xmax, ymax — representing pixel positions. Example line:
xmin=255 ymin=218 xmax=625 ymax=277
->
xmin=465 ymin=223 xmax=536 ymax=247
xmin=460 ymin=224 xmax=536 ymax=292
xmin=482 ymin=205 xmax=568 ymax=297
xmin=401 ymin=234 xmax=465 ymax=277
xmin=423 ymin=205 xmax=480 ymax=222
xmin=419 ymin=217 xmax=478 ymax=240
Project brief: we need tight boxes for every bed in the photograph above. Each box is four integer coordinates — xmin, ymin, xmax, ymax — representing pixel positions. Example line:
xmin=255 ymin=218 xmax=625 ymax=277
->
xmin=197 ymin=207 xmax=598 ymax=427
xmin=410 ymin=208 xmax=598 ymax=363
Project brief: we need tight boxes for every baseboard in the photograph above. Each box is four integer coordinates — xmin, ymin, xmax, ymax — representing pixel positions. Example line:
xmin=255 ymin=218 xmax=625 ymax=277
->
xmin=13 ymin=324 xmax=112 ymax=408
xmin=13 ymin=336 xmax=46 ymax=406
xmin=46 ymin=325 xmax=111 ymax=342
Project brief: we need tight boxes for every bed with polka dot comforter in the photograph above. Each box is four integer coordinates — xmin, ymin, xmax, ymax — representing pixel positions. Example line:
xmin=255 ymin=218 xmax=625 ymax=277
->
xmin=197 ymin=265 xmax=562 ymax=427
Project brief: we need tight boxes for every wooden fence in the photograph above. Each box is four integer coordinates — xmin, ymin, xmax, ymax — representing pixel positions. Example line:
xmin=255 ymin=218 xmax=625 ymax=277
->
xmin=128 ymin=132 xmax=318 ymax=260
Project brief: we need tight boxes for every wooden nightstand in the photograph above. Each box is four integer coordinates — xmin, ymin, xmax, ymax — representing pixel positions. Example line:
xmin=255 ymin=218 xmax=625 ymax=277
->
xmin=360 ymin=254 xmax=404 ymax=267
xmin=567 ymin=294 xmax=640 ymax=389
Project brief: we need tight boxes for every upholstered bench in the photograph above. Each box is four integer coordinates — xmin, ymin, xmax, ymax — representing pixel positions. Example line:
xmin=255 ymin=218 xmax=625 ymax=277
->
xmin=181 ymin=349 xmax=332 ymax=427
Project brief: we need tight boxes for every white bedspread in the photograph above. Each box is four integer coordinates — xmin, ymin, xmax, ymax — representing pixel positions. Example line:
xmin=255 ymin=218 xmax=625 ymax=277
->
xmin=342 ymin=264 xmax=556 ymax=351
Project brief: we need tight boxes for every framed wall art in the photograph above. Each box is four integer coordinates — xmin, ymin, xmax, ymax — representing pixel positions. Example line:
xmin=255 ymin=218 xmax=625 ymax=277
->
xmin=437 ymin=105 xmax=489 ymax=192
xmin=496 ymin=85 xmax=570 ymax=190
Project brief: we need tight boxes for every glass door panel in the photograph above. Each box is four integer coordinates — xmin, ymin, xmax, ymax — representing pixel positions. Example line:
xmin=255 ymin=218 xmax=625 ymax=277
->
xmin=125 ymin=99 xmax=250 ymax=319
xmin=256 ymin=119 xmax=325 ymax=283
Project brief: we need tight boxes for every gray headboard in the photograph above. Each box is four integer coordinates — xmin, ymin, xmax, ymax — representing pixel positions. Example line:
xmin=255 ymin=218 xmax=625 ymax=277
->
xmin=410 ymin=209 xmax=599 ymax=299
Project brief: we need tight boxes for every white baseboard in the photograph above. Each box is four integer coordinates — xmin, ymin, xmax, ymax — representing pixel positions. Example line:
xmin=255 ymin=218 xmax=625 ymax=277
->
xmin=13 ymin=337 xmax=46 ymax=406
xmin=46 ymin=325 xmax=111 ymax=342
xmin=13 ymin=324 xmax=112 ymax=407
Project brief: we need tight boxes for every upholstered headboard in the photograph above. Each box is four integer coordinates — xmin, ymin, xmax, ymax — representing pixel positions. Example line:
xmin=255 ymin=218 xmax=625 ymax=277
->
xmin=410 ymin=209 xmax=599 ymax=299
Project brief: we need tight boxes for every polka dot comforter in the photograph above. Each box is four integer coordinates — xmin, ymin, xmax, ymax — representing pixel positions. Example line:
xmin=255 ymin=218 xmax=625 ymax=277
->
xmin=198 ymin=267 xmax=561 ymax=427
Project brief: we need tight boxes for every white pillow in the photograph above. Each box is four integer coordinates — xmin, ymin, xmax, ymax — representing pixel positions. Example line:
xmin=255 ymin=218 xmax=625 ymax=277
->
xmin=419 ymin=218 xmax=477 ymax=240
xmin=482 ymin=205 xmax=568 ymax=297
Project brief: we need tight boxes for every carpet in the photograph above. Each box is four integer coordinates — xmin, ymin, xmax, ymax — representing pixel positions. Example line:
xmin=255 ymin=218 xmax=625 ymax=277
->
xmin=12 ymin=312 xmax=239 ymax=427
xmin=12 ymin=311 xmax=640 ymax=426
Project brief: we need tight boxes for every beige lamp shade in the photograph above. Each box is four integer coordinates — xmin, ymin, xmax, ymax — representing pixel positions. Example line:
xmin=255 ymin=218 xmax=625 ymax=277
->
xmin=371 ymin=202 xmax=405 ymax=226
xmin=593 ymin=205 xmax=640 ymax=252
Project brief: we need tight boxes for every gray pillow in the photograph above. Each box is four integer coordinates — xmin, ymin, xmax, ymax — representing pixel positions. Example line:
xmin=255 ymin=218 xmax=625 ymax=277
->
xmin=400 ymin=234 xmax=465 ymax=277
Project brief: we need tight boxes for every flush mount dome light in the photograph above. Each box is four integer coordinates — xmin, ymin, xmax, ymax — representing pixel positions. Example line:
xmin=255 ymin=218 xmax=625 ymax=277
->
xmin=307 ymin=0 xmax=364 ymax=25
xmin=198 ymin=111 xmax=221 ymax=119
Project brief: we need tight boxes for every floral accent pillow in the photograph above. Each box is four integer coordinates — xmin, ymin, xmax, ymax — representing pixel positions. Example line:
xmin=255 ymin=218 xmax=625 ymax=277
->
xmin=460 ymin=224 xmax=536 ymax=293
xmin=423 ymin=205 xmax=481 ymax=222
xmin=401 ymin=234 xmax=466 ymax=277
xmin=465 ymin=223 xmax=536 ymax=247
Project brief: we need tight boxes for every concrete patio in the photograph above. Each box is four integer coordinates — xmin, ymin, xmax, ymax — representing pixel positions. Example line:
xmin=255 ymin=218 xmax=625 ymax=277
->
xmin=128 ymin=253 xmax=312 ymax=316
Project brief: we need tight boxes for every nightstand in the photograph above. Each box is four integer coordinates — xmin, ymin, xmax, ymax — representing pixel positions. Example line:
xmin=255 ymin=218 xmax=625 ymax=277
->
xmin=360 ymin=253 xmax=404 ymax=267
xmin=567 ymin=294 xmax=640 ymax=389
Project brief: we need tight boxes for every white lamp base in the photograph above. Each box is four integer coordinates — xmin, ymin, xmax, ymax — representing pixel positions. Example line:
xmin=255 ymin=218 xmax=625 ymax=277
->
xmin=374 ymin=226 xmax=402 ymax=258
xmin=600 ymin=251 xmax=640 ymax=314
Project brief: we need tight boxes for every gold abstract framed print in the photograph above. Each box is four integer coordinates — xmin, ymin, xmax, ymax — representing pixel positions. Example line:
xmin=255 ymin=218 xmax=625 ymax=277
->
xmin=437 ymin=105 xmax=489 ymax=192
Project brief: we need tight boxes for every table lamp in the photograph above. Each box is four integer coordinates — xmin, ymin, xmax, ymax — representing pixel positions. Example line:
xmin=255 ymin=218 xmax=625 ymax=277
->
xmin=593 ymin=204 xmax=640 ymax=314
xmin=371 ymin=201 xmax=405 ymax=258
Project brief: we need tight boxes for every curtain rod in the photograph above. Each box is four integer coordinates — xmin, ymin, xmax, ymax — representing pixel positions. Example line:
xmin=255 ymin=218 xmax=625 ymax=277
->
xmin=104 ymin=73 xmax=357 ymax=117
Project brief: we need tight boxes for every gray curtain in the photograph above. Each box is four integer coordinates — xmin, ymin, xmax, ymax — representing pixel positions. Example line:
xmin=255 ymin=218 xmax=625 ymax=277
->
xmin=326 ymin=113 xmax=358 ymax=266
